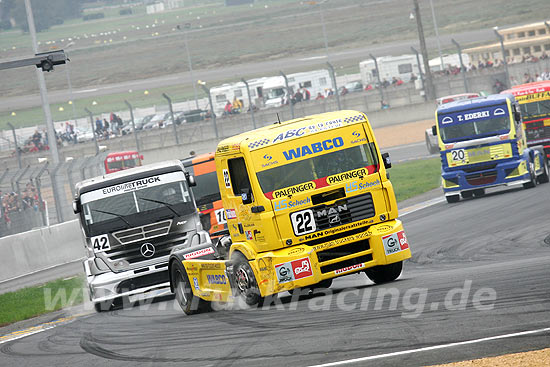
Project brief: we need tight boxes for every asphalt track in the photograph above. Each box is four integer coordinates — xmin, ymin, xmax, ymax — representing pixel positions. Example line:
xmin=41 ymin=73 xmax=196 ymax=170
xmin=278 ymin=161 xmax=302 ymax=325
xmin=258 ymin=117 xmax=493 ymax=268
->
xmin=1 ymin=170 xmax=549 ymax=366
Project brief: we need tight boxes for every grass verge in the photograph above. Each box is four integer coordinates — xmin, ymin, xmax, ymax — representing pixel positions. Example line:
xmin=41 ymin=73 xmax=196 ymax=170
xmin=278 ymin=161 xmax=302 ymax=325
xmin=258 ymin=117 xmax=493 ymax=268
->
xmin=0 ymin=275 xmax=85 ymax=327
xmin=391 ymin=158 xmax=441 ymax=203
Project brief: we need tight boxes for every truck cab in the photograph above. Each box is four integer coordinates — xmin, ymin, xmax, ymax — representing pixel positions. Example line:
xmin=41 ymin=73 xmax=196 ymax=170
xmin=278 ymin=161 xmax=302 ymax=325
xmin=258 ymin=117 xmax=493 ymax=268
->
xmin=73 ymin=160 xmax=211 ymax=311
xmin=168 ymin=110 xmax=411 ymax=315
xmin=434 ymin=94 xmax=549 ymax=203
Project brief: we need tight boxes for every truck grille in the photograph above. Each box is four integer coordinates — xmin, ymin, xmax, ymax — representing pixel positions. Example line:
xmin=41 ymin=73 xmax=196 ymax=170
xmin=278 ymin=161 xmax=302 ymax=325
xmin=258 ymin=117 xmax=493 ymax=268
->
xmin=312 ymin=192 xmax=375 ymax=231
xmin=113 ymin=220 xmax=172 ymax=244
xmin=466 ymin=171 xmax=498 ymax=186
xmin=105 ymin=232 xmax=188 ymax=264
xmin=317 ymin=239 xmax=370 ymax=263
xmin=115 ymin=271 xmax=170 ymax=294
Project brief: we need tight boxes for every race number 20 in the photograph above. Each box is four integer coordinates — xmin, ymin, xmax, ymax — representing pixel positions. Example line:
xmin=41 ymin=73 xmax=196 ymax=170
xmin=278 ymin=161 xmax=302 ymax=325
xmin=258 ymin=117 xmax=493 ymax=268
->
xmin=91 ymin=234 xmax=111 ymax=253
xmin=450 ymin=149 xmax=465 ymax=161
xmin=290 ymin=209 xmax=316 ymax=236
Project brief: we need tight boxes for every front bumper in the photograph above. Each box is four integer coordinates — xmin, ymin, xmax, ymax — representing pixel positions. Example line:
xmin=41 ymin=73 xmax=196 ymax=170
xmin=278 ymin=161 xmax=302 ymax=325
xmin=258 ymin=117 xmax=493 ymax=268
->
xmin=442 ymin=159 xmax=529 ymax=195
xmin=86 ymin=260 xmax=171 ymax=304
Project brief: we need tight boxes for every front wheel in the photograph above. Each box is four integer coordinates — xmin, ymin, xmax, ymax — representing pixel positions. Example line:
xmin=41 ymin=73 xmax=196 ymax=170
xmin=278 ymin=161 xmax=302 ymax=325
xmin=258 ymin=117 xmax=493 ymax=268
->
xmin=232 ymin=252 xmax=263 ymax=306
xmin=365 ymin=261 xmax=403 ymax=284
xmin=173 ymin=266 xmax=210 ymax=315
xmin=446 ymin=194 xmax=460 ymax=203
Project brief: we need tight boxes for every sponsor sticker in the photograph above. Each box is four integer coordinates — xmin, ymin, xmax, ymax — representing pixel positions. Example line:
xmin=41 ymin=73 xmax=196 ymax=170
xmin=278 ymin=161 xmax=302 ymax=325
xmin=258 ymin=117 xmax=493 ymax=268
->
xmin=274 ymin=257 xmax=313 ymax=284
xmin=334 ymin=263 xmax=365 ymax=275
xmin=272 ymin=182 xmax=316 ymax=199
xmin=225 ymin=209 xmax=237 ymax=220
xmin=245 ymin=230 xmax=253 ymax=240
xmin=382 ymin=230 xmax=409 ymax=255
xmin=327 ymin=168 xmax=368 ymax=185
xmin=193 ymin=277 xmax=200 ymax=291
xmin=206 ymin=274 xmax=227 ymax=285
xmin=184 ymin=247 xmax=215 ymax=259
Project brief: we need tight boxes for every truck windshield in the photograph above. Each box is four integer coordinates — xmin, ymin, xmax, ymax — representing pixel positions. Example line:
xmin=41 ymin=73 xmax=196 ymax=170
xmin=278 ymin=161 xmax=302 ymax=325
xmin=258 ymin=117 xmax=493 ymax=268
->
xmin=80 ymin=171 xmax=194 ymax=236
xmin=256 ymin=143 xmax=378 ymax=194
xmin=520 ymin=100 xmax=550 ymax=118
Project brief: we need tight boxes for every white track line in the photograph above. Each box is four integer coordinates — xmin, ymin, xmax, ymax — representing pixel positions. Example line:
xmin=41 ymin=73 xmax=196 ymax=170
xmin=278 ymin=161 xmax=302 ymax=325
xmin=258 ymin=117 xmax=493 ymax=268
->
xmin=400 ymin=196 xmax=445 ymax=216
xmin=307 ymin=327 xmax=550 ymax=366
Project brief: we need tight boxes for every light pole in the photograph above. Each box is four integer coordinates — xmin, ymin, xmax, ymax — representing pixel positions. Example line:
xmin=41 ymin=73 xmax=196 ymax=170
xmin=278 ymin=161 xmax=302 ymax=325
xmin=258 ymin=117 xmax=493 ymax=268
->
xmin=84 ymin=107 xmax=100 ymax=155
xmin=162 ymin=93 xmax=180 ymax=145
xmin=451 ymin=39 xmax=469 ymax=92
xmin=411 ymin=47 xmax=427 ymax=101
xmin=280 ymin=71 xmax=294 ymax=119
xmin=197 ymin=80 xmax=219 ymax=140
xmin=124 ymin=100 xmax=140 ymax=152
xmin=7 ymin=123 xmax=22 ymax=169
xmin=412 ymin=0 xmax=435 ymax=100
xmin=63 ymin=41 xmax=77 ymax=127
xmin=309 ymin=0 xmax=341 ymax=109
xmin=369 ymin=53 xmax=384 ymax=103
xmin=177 ymin=23 xmax=200 ymax=110
xmin=428 ymin=0 xmax=444 ymax=71
xmin=493 ymin=26 xmax=511 ymax=87
xmin=241 ymin=78 xmax=257 ymax=130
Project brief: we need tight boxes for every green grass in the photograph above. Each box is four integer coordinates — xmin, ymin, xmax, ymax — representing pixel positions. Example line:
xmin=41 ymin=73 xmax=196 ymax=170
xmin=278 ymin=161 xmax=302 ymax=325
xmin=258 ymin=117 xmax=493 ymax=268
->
xmin=391 ymin=158 xmax=441 ymax=202
xmin=0 ymin=276 xmax=85 ymax=327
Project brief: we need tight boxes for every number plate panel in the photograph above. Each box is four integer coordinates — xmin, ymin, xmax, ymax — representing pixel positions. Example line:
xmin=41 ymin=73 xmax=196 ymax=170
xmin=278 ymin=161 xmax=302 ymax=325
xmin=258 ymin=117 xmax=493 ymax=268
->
xmin=290 ymin=209 xmax=317 ymax=236
xmin=91 ymin=234 xmax=111 ymax=253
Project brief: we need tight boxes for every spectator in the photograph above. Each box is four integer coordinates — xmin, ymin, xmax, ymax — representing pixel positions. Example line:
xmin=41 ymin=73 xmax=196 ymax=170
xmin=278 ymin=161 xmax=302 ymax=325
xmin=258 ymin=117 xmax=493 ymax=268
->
xmin=301 ymin=87 xmax=311 ymax=101
xmin=103 ymin=118 xmax=110 ymax=139
xmin=95 ymin=117 xmax=103 ymax=136
xmin=232 ymin=97 xmax=243 ymax=112
xmin=224 ymin=100 xmax=233 ymax=116
xmin=524 ymin=73 xmax=533 ymax=83
xmin=340 ymin=86 xmax=348 ymax=96
xmin=410 ymin=73 xmax=418 ymax=82
xmin=380 ymin=100 xmax=390 ymax=109
xmin=364 ymin=84 xmax=373 ymax=91
xmin=315 ymin=92 xmax=324 ymax=100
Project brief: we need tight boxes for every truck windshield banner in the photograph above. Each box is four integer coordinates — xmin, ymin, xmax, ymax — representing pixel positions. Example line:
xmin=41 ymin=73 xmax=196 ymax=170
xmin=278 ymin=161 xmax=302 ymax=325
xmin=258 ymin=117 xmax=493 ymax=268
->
xmin=81 ymin=171 xmax=186 ymax=203
xmin=438 ymin=104 xmax=509 ymax=127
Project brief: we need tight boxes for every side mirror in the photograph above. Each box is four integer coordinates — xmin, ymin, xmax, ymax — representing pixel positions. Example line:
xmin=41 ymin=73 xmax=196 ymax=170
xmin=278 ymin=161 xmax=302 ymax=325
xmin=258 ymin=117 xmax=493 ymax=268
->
xmin=514 ymin=111 xmax=521 ymax=123
xmin=432 ymin=125 xmax=437 ymax=136
xmin=381 ymin=152 xmax=392 ymax=169
xmin=72 ymin=200 xmax=81 ymax=214
xmin=185 ymin=171 xmax=196 ymax=187
xmin=241 ymin=188 xmax=253 ymax=204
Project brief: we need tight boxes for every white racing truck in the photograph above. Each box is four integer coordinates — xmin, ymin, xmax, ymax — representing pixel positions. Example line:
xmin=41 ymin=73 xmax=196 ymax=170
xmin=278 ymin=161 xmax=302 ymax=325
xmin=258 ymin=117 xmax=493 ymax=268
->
xmin=73 ymin=160 xmax=211 ymax=311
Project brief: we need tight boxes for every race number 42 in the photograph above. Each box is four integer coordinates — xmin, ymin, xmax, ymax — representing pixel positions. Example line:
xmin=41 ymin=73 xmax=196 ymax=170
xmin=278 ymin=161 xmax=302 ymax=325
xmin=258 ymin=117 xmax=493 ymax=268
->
xmin=91 ymin=234 xmax=111 ymax=253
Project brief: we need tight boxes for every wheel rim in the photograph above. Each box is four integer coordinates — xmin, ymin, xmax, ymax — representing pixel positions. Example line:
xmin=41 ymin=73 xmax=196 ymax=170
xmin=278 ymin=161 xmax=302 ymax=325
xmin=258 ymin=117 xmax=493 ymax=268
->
xmin=175 ymin=272 xmax=188 ymax=304
xmin=236 ymin=266 xmax=251 ymax=294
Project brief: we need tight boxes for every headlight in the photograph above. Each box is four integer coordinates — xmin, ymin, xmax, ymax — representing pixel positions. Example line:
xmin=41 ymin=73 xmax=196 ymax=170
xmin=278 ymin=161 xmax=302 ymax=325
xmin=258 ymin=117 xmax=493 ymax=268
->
xmin=191 ymin=233 xmax=200 ymax=246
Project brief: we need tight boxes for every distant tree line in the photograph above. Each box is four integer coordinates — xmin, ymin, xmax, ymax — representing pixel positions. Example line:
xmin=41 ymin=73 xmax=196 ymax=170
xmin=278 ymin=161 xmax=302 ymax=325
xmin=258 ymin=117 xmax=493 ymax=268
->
xmin=0 ymin=0 xmax=83 ymax=32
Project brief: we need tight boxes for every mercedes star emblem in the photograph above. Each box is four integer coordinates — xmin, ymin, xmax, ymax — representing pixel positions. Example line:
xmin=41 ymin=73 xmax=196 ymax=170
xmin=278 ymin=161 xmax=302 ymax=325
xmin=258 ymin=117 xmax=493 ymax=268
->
xmin=140 ymin=243 xmax=155 ymax=258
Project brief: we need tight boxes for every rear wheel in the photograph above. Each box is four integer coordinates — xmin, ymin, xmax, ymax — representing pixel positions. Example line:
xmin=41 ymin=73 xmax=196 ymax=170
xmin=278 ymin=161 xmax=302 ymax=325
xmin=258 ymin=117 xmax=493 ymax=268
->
xmin=523 ymin=161 xmax=537 ymax=189
xmin=173 ymin=266 xmax=210 ymax=315
xmin=232 ymin=252 xmax=263 ymax=306
xmin=446 ymin=194 xmax=460 ymax=203
xmin=365 ymin=261 xmax=403 ymax=284
xmin=537 ymin=157 xmax=549 ymax=184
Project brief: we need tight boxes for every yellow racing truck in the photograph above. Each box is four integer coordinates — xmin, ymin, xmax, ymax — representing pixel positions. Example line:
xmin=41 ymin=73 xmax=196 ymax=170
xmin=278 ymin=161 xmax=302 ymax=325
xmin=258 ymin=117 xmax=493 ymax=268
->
xmin=168 ymin=110 xmax=411 ymax=314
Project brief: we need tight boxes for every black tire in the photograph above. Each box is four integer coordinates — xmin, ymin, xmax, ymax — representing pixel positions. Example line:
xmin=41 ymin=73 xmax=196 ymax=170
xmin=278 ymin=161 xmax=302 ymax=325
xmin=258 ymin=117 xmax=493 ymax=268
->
xmin=537 ymin=157 xmax=549 ymax=184
xmin=473 ymin=188 xmax=485 ymax=197
xmin=365 ymin=261 xmax=403 ymax=284
xmin=523 ymin=161 xmax=537 ymax=189
xmin=232 ymin=252 xmax=263 ymax=306
xmin=94 ymin=300 xmax=112 ymax=313
xmin=446 ymin=194 xmax=460 ymax=203
xmin=461 ymin=191 xmax=473 ymax=199
xmin=173 ymin=266 xmax=210 ymax=315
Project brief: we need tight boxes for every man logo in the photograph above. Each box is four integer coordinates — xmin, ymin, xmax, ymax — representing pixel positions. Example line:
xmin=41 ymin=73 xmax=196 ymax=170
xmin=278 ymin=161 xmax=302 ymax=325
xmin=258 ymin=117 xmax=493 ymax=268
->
xmin=140 ymin=243 xmax=156 ymax=258
xmin=263 ymin=154 xmax=272 ymax=161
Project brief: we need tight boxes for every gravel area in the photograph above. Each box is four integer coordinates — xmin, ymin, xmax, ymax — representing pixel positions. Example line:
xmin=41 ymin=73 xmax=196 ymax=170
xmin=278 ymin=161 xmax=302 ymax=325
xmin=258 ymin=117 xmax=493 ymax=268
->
xmin=427 ymin=348 xmax=550 ymax=366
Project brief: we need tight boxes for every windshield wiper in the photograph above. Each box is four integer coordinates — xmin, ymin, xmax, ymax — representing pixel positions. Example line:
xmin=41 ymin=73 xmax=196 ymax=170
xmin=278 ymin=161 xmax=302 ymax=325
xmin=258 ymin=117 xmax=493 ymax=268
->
xmin=137 ymin=197 xmax=181 ymax=217
xmin=91 ymin=208 xmax=131 ymax=227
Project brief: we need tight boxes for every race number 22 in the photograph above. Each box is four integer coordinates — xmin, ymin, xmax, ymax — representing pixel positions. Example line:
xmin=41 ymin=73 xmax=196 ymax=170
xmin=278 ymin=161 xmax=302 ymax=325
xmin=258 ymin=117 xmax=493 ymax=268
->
xmin=290 ymin=209 xmax=316 ymax=236
xmin=91 ymin=234 xmax=111 ymax=253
